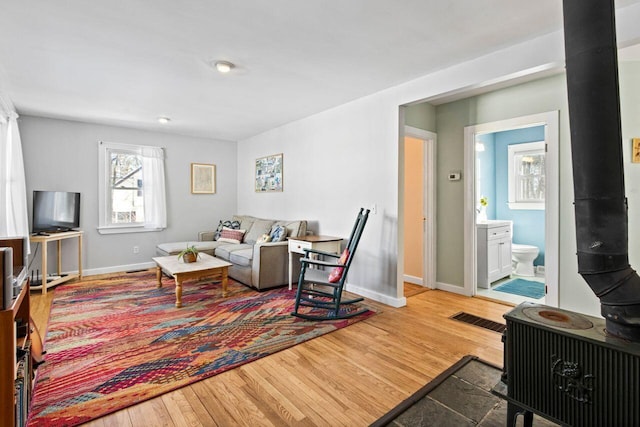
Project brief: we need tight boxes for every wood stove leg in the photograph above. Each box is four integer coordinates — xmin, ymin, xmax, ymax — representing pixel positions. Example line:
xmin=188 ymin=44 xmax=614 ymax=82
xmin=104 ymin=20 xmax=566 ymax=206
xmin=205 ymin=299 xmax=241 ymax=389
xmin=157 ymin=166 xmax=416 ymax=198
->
xmin=506 ymin=403 xmax=533 ymax=427
xmin=506 ymin=403 xmax=518 ymax=427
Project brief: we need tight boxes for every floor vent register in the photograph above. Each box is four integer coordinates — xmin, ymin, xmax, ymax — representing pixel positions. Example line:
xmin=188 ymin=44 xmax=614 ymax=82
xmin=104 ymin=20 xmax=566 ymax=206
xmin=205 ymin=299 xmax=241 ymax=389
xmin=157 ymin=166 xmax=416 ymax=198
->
xmin=450 ymin=312 xmax=506 ymax=333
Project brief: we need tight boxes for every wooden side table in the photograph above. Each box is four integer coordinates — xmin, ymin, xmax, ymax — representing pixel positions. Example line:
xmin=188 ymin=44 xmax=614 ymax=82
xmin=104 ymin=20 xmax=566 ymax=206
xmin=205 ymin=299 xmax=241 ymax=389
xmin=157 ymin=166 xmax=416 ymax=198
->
xmin=287 ymin=235 xmax=342 ymax=290
xmin=29 ymin=230 xmax=83 ymax=294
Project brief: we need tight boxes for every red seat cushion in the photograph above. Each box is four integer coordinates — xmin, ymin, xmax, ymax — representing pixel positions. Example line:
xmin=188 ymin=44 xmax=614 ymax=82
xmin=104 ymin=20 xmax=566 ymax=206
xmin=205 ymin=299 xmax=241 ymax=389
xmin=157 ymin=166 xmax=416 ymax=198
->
xmin=328 ymin=248 xmax=349 ymax=283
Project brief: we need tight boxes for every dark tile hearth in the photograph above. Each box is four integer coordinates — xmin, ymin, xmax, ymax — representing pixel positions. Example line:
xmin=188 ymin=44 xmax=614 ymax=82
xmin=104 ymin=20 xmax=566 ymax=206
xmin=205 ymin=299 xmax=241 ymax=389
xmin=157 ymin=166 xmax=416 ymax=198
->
xmin=376 ymin=357 xmax=560 ymax=427
xmin=427 ymin=375 xmax=499 ymax=423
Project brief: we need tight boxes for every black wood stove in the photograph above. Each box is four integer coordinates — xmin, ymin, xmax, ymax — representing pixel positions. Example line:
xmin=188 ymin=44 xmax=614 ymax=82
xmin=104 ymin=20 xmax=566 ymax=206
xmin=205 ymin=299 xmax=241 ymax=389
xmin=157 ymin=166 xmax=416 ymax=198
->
xmin=499 ymin=303 xmax=640 ymax=426
xmin=495 ymin=0 xmax=640 ymax=425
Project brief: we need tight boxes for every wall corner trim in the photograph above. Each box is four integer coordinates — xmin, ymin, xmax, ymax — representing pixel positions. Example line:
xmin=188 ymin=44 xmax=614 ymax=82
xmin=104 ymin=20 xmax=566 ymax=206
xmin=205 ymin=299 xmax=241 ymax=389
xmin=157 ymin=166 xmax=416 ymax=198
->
xmin=346 ymin=283 xmax=407 ymax=308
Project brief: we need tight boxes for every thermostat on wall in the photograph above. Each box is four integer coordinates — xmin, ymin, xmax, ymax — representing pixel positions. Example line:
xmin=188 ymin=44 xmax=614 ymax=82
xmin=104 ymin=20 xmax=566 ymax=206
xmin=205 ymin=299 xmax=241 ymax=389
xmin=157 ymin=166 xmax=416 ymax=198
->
xmin=448 ymin=171 xmax=461 ymax=181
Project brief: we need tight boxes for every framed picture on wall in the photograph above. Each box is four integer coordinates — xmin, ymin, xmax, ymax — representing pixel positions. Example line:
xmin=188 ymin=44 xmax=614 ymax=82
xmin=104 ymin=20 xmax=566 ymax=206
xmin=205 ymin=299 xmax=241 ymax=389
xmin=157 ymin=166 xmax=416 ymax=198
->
xmin=633 ymin=138 xmax=640 ymax=163
xmin=255 ymin=153 xmax=283 ymax=192
xmin=191 ymin=163 xmax=216 ymax=194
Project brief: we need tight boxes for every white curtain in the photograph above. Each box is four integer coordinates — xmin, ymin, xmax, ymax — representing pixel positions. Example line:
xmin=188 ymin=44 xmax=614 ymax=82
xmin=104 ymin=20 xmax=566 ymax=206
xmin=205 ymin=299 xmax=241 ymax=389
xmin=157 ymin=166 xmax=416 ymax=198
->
xmin=141 ymin=146 xmax=167 ymax=229
xmin=0 ymin=111 xmax=30 ymax=252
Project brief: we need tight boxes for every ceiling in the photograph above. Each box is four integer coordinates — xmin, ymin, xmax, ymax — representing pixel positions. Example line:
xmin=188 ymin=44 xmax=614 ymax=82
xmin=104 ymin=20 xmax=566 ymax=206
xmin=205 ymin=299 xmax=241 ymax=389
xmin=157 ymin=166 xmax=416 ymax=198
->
xmin=0 ymin=1 xmax=638 ymax=141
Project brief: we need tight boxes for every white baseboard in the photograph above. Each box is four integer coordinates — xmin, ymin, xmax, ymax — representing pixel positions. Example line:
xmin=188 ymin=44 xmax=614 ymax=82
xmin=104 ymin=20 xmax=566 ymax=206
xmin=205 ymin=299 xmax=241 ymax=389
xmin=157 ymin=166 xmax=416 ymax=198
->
xmin=346 ymin=282 xmax=407 ymax=308
xmin=435 ymin=281 xmax=470 ymax=296
xmin=53 ymin=263 xmax=411 ymax=309
xmin=83 ymin=261 xmax=157 ymax=277
xmin=403 ymin=274 xmax=423 ymax=286
xmin=26 ymin=262 xmax=156 ymax=284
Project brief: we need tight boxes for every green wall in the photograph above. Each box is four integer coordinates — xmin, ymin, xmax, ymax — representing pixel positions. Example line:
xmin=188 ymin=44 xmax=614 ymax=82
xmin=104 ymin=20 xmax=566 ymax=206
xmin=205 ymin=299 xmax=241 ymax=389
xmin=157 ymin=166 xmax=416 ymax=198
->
xmin=432 ymin=63 xmax=640 ymax=314
xmin=433 ymin=74 xmax=569 ymax=289
xmin=405 ymin=102 xmax=436 ymax=132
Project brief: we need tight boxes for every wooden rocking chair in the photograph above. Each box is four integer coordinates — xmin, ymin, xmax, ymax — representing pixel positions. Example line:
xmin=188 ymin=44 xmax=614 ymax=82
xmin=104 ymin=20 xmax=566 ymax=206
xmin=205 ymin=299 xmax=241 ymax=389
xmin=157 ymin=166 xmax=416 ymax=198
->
xmin=292 ymin=208 xmax=370 ymax=320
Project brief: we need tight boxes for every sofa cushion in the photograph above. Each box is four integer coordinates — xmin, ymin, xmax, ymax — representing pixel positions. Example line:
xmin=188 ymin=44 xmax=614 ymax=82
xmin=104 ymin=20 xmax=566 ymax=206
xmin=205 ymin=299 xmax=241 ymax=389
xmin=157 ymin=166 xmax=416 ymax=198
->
xmin=215 ymin=243 xmax=253 ymax=261
xmin=243 ymin=219 xmax=275 ymax=244
xmin=229 ymin=248 xmax=253 ymax=267
xmin=233 ymin=215 xmax=257 ymax=236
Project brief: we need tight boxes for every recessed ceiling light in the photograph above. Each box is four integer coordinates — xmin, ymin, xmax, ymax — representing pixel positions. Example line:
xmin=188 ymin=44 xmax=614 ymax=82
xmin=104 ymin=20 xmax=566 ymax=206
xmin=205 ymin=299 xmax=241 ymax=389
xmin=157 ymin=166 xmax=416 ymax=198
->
xmin=214 ymin=61 xmax=235 ymax=73
xmin=158 ymin=117 xmax=171 ymax=124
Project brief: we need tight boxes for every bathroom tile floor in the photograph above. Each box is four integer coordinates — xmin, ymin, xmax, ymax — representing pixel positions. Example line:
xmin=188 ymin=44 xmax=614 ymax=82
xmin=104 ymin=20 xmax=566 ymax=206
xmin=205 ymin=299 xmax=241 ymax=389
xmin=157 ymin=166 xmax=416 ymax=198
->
xmin=476 ymin=273 xmax=545 ymax=306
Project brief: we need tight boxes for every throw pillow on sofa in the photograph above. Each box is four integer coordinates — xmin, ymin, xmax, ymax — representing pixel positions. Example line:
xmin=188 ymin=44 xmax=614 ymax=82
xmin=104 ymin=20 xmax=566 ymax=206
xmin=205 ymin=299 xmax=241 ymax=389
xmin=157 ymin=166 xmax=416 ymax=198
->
xmin=218 ymin=227 xmax=246 ymax=244
xmin=270 ymin=225 xmax=287 ymax=242
xmin=257 ymin=234 xmax=272 ymax=244
xmin=214 ymin=220 xmax=240 ymax=240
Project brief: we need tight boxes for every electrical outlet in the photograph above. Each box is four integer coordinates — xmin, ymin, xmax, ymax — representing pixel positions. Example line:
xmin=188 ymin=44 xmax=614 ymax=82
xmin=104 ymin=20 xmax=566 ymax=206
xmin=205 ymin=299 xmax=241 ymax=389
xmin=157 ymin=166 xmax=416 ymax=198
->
xmin=133 ymin=246 xmax=140 ymax=254
xmin=371 ymin=203 xmax=377 ymax=215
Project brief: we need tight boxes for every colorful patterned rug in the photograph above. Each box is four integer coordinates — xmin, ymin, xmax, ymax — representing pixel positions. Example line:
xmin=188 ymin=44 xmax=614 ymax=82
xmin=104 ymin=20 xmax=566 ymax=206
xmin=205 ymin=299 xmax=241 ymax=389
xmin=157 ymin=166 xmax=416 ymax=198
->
xmin=28 ymin=271 xmax=375 ymax=426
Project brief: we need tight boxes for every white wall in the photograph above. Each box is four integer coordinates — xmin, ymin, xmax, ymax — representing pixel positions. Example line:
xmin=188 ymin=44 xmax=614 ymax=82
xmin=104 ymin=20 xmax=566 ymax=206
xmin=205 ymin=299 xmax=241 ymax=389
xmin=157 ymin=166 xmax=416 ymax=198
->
xmin=236 ymin=2 xmax=640 ymax=314
xmin=20 ymin=115 xmax=237 ymax=275
xmin=237 ymin=95 xmax=401 ymax=305
xmin=16 ymin=2 xmax=640 ymax=314
xmin=235 ymin=30 xmax=570 ymax=307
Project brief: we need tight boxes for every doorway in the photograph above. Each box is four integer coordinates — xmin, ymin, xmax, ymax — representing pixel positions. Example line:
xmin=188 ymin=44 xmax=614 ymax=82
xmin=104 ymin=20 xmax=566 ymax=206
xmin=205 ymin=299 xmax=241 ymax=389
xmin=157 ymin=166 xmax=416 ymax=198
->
xmin=463 ymin=112 xmax=559 ymax=306
xmin=403 ymin=126 xmax=436 ymax=298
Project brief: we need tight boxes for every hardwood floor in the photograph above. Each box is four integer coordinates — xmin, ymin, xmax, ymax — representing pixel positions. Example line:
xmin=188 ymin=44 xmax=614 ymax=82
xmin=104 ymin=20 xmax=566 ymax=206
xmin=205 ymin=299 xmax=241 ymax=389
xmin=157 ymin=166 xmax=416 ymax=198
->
xmin=30 ymin=277 xmax=511 ymax=426
xmin=403 ymin=282 xmax=429 ymax=298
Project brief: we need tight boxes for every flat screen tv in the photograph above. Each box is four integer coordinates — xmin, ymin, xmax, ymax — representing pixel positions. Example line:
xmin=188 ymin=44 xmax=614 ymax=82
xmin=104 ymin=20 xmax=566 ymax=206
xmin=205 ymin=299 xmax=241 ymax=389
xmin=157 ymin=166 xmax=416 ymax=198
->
xmin=32 ymin=190 xmax=81 ymax=234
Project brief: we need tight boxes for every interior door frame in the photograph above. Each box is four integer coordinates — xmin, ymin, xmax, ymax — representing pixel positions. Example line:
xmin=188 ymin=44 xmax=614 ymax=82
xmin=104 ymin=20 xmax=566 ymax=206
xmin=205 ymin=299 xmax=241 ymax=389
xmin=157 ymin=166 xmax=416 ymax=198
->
xmin=404 ymin=125 xmax=437 ymax=290
xmin=463 ymin=111 xmax=559 ymax=306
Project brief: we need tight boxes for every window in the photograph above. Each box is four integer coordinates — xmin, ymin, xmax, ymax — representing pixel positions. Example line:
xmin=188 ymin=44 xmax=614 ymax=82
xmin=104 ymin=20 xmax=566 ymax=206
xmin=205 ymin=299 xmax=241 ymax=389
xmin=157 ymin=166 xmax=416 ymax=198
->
xmin=98 ymin=142 xmax=166 ymax=234
xmin=508 ymin=141 xmax=545 ymax=210
xmin=109 ymin=149 xmax=144 ymax=224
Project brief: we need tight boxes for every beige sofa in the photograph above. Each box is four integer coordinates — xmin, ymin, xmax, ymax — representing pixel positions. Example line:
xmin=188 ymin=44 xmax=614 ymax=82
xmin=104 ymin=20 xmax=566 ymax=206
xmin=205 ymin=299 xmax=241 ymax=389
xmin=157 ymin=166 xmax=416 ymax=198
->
xmin=156 ymin=215 xmax=307 ymax=290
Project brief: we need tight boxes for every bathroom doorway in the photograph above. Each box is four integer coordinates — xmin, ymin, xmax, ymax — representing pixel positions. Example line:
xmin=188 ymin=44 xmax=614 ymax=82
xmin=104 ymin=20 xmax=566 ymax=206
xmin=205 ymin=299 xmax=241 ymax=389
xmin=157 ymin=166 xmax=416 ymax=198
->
xmin=463 ymin=112 xmax=559 ymax=307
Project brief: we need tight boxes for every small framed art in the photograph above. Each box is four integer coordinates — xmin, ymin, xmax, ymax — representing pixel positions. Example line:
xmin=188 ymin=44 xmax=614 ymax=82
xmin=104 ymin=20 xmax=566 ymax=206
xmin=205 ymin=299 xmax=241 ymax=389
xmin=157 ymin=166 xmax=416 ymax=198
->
xmin=255 ymin=153 xmax=283 ymax=192
xmin=191 ymin=163 xmax=216 ymax=194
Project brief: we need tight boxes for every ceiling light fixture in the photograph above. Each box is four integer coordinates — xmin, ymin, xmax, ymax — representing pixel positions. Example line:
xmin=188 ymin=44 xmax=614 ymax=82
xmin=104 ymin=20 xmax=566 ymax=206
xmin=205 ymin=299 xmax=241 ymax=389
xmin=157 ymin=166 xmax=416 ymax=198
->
xmin=214 ymin=61 xmax=235 ymax=73
xmin=157 ymin=116 xmax=171 ymax=124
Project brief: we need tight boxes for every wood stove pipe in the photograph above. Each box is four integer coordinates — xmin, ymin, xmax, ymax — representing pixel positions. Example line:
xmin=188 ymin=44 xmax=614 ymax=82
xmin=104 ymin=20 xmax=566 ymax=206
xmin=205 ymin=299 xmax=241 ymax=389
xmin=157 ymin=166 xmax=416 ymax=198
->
xmin=563 ymin=0 xmax=640 ymax=341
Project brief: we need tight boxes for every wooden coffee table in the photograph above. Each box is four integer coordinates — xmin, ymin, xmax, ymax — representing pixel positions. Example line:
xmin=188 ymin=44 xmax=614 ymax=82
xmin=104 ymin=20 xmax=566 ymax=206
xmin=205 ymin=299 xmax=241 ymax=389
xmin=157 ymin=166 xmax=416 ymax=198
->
xmin=152 ymin=253 xmax=233 ymax=308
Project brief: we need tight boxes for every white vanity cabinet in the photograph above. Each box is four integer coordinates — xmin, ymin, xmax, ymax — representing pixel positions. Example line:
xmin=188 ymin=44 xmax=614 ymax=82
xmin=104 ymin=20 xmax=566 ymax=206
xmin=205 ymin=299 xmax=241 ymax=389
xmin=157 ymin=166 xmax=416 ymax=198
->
xmin=477 ymin=221 xmax=512 ymax=288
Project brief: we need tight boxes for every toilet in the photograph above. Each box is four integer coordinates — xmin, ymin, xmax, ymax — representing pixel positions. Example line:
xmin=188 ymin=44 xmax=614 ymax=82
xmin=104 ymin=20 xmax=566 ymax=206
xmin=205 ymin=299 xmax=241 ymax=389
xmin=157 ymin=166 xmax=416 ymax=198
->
xmin=511 ymin=244 xmax=539 ymax=277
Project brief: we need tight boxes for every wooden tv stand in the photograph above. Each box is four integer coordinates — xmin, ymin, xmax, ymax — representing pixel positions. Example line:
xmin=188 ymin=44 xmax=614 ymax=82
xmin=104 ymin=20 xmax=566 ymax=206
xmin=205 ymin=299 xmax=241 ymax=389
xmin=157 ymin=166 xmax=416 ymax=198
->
xmin=30 ymin=230 xmax=83 ymax=294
